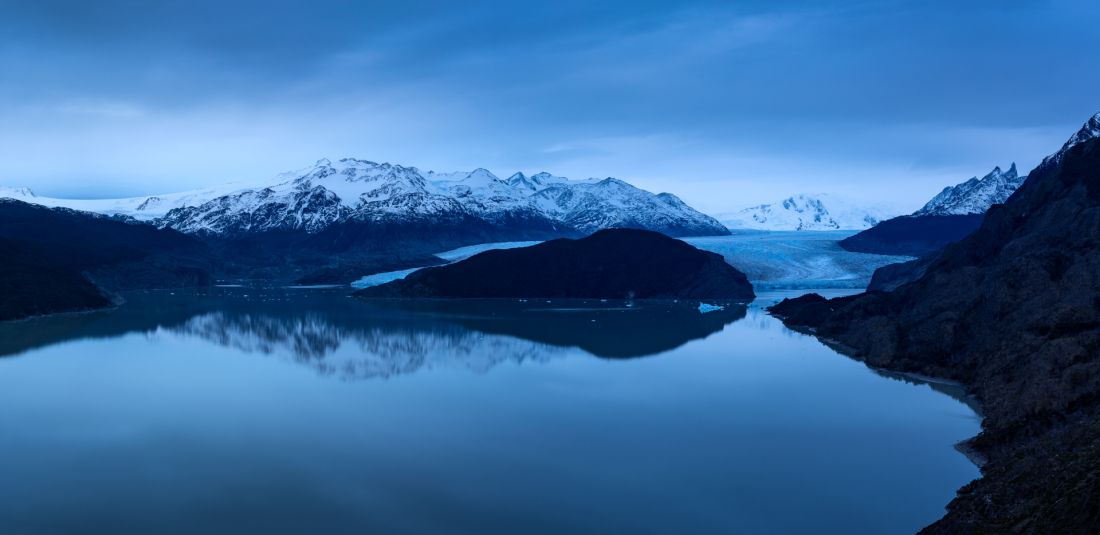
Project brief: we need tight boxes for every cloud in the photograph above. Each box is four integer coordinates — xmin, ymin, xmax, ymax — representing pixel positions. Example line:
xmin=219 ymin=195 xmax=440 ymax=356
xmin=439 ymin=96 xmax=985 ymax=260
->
xmin=0 ymin=0 xmax=1097 ymax=208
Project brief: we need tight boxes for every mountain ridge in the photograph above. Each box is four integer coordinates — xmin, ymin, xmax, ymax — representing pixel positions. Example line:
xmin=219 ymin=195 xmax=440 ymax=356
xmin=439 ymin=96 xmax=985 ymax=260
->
xmin=1 ymin=158 xmax=729 ymax=239
xmin=914 ymin=163 xmax=1027 ymax=216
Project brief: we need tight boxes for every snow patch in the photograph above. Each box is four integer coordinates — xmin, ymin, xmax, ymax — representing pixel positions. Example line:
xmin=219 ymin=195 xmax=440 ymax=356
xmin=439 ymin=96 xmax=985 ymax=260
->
xmin=716 ymin=194 xmax=897 ymax=231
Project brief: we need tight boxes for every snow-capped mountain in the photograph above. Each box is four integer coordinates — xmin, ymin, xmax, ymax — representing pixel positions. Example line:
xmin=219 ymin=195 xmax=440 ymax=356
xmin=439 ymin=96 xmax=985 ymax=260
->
xmin=717 ymin=194 xmax=895 ymax=231
xmin=914 ymin=164 xmax=1027 ymax=216
xmin=1 ymin=158 xmax=729 ymax=238
xmin=1044 ymin=112 xmax=1100 ymax=166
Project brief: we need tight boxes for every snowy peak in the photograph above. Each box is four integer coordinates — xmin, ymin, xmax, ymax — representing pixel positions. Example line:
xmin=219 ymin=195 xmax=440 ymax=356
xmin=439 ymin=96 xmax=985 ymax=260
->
xmin=505 ymin=171 xmax=567 ymax=191
xmin=914 ymin=163 xmax=1026 ymax=216
xmin=0 ymin=186 xmax=35 ymax=199
xmin=717 ymin=194 xmax=892 ymax=231
xmin=1046 ymin=112 xmax=1100 ymax=165
xmin=505 ymin=172 xmax=534 ymax=190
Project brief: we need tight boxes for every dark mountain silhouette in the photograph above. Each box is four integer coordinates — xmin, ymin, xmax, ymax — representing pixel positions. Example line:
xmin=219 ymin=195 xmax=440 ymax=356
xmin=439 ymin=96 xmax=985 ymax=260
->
xmin=0 ymin=199 xmax=215 ymax=320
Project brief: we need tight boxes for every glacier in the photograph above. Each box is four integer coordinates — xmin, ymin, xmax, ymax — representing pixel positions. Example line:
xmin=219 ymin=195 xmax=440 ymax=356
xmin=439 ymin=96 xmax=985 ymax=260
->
xmin=685 ymin=231 xmax=911 ymax=289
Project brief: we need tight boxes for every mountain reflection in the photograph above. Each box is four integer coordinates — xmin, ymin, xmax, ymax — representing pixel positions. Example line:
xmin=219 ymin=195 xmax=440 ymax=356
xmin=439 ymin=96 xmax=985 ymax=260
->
xmin=0 ymin=288 xmax=747 ymax=380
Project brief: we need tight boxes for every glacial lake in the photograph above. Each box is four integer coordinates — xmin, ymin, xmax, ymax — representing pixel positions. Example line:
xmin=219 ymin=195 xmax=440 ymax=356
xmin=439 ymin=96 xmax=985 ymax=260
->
xmin=0 ymin=287 xmax=979 ymax=534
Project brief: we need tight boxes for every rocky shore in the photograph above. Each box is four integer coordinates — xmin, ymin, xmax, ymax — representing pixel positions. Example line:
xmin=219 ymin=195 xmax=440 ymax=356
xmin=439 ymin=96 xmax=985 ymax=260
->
xmin=770 ymin=118 xmax=1100 ymax=533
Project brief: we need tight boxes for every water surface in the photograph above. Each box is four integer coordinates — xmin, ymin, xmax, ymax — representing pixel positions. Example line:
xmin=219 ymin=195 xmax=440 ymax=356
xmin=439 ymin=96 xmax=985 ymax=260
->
xmin=0 ymin=288 xmax=979 ymax=534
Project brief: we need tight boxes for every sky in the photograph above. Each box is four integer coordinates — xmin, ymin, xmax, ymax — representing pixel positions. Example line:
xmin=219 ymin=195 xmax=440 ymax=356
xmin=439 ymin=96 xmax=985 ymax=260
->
xmin=0 ymin=0 xmax=1097 ymax=213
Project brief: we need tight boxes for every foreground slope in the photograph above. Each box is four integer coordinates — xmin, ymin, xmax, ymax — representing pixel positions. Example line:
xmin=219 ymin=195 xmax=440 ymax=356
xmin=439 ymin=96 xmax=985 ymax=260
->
xmin=0 ymin=199 xmax=215 ymax=320
xmin=770 ymin=114 xmax=1100 ymax=532
xmin=356 ymin=229 xmax=754 ymax=300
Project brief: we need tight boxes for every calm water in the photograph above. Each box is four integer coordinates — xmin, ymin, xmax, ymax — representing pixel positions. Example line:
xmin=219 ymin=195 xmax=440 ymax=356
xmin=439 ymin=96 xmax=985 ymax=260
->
xmin=0 ymin=287 xmax=980 ymax=534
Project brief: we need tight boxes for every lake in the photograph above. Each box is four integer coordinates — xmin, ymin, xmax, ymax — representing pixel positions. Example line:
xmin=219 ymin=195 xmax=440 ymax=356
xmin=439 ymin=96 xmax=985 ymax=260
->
xmin=0 ymin=287 xmax=979 ymax=534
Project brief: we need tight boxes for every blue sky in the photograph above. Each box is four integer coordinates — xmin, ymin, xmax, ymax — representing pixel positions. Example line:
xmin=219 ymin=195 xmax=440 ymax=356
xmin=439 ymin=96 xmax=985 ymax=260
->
xmin=1 ymin=0 xmax=1097 ymax=212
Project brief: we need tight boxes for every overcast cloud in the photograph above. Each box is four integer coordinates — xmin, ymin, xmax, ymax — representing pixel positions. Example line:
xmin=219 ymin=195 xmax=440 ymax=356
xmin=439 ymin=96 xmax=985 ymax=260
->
xmin=1 ymin=0 xmax=1097 ymax=212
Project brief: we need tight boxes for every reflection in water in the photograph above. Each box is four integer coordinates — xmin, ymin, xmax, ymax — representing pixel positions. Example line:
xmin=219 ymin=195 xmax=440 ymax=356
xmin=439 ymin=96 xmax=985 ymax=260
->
xmin=0 ymin=288 xmax=747 ymax=380
xmin=0 ymin=287 xmax=982 ymax=534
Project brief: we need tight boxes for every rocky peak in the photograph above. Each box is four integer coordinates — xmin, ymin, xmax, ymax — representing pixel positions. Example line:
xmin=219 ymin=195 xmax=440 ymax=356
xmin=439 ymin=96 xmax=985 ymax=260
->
xmin=0 ymin=186 xmax=35 ymax=198
xmin=1044 ymin=111 xmax=1100 ymax=165
xmin=914 ymin=163 xmax=1027 ymax=216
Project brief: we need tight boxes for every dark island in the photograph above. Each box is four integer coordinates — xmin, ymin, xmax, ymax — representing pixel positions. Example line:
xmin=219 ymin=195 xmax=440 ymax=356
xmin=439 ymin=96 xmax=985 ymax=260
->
xmin=355 ymin=228 xmax=755 ymax=300
xmin=769 ymin=121 xmax=1100 ymax=533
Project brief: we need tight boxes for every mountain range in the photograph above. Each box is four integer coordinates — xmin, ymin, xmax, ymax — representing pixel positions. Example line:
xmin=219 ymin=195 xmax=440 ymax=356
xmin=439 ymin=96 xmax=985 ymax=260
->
xmin=0 ymin=159 xmax=728 ymax=239
xmin=716 ymin=194 xmax=896 ymax=231
xmin=0 ymin=160 xmax=732 ymax=309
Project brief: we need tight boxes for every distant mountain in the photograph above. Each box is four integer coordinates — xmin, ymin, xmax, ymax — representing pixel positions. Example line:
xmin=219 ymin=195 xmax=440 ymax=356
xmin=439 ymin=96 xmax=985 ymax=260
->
xmin=1 ymin=159 xmax=729 ymax=239
xmin=717 ymin=194 xmax=894 ymax=231
xmin=841 ymin=163 xmax=1028 ymax=257
xmin=915 ymin=164 xmax=1027 ymax=216
xmin=356 ymin=229 xmax=755 ymax=300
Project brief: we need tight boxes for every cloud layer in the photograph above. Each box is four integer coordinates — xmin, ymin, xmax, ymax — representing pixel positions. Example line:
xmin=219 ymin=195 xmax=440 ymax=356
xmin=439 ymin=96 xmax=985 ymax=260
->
xmin=1 ymin=0 xmax=1097 ymax=211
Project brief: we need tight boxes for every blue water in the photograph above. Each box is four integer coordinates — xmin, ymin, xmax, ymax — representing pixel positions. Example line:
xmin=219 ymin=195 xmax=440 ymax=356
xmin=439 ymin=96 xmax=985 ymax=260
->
xmin=0 ymin=288 xmax=979 ymax=534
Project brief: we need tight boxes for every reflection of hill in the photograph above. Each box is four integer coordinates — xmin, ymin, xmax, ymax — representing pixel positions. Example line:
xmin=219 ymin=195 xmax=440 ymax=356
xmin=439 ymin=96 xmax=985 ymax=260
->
xmin=0 ymin=289 xmax=747 ymax=379
xmin=370 ymin=300 xmax=747 ymax=358
xmin=173 ymin=310 xmax=562 ymax=380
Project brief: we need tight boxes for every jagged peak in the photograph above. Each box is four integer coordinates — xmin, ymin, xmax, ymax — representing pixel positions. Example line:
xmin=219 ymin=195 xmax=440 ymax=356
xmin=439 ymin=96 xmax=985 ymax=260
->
xmin=0 ymin=186 xmax=35 ymax=198
xmin=336 ymin=157 xmax=384 ymax=167
xmin=1045 ymin=112 xmax=1100 ymax=164
xmin=461 ymin=168 xmax=502 ymax=183
xmin=595 ymin=177 xmax=630 ymax=187
xmin=914 ymin=162 xmax=1027 ymax=216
